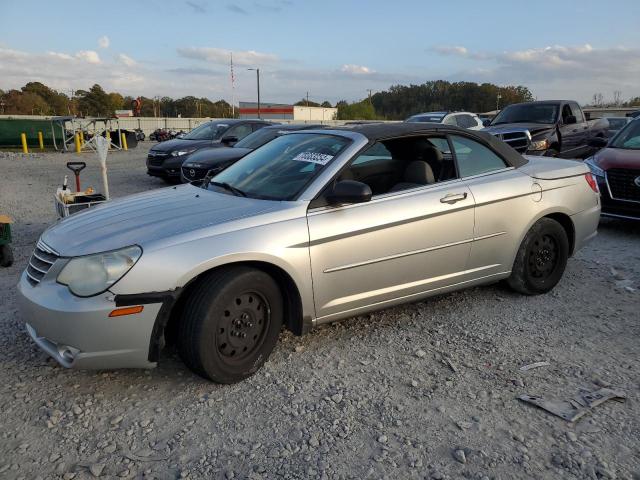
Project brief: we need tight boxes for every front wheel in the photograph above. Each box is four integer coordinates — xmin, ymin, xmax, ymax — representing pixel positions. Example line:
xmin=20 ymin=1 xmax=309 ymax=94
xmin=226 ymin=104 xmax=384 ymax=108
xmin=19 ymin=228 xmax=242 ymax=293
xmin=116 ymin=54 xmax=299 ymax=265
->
xmin=178 ymin=267 xmax=283 ymax=383
xmin=507 ymin=218 xmax=569 ymax=295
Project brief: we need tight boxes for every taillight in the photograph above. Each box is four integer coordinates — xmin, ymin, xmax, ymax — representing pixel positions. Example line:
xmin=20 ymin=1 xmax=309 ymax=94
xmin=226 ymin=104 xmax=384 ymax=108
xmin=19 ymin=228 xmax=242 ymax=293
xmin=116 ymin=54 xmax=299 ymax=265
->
xmin=585 ymin=172 xmax=599 ymax=193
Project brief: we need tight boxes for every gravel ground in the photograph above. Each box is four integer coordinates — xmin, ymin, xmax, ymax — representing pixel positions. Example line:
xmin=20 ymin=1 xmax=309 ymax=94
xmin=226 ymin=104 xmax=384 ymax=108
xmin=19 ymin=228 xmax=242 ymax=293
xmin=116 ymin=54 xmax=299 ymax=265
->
xmin=0 ymin=144 xmax=639 ymax=480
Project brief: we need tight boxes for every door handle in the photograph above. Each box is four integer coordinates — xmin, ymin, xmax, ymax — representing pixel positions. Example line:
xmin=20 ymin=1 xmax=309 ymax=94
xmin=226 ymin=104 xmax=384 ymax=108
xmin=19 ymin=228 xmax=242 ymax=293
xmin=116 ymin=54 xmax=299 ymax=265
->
xmin=440 ymin=192 xmax=467 ymax=204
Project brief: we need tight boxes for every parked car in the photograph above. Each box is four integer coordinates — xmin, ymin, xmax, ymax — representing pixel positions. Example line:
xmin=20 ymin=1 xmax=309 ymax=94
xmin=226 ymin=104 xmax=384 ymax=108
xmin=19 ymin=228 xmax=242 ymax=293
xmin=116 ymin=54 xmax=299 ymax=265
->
xmin=585 ymin=119 xmax=640 ymax=220
xmin=146 ymin=119 xmax=273 ymax=183
xmin=483 ymin=100 xmax=608 ymax=158
xmin=181 ymin=124 xmax=325 ymax=183
xmin=406 ymin=111 xmax=484 ymax=130
xmin=603 ymin=116 xmax=632 ymax=138
xmin=19 ymin=123 xmax=600 ymax=383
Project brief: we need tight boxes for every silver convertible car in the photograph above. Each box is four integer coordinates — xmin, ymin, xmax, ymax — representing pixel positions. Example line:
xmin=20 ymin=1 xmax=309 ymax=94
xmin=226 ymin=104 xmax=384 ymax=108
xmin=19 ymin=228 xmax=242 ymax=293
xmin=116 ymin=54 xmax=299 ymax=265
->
xmin=18 ymin=123 xmax=600 ymax=383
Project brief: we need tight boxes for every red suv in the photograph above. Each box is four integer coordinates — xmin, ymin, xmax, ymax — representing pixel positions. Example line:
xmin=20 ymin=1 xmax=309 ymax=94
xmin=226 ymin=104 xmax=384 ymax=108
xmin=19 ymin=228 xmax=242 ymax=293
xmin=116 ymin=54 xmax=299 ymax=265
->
xmin=585 ymin=119 xmax=640 ymax=220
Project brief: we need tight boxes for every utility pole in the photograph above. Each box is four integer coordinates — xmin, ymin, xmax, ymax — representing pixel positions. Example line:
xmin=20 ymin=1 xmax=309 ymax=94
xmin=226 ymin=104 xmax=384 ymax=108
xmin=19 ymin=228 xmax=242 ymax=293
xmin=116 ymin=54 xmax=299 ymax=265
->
xmin=248 ymin=68 xmax=261 ymax=118
xmin=496 ymin=91 xmax=502 ymax=112
xmin=367 ymin=89 xmax=372 ymax=104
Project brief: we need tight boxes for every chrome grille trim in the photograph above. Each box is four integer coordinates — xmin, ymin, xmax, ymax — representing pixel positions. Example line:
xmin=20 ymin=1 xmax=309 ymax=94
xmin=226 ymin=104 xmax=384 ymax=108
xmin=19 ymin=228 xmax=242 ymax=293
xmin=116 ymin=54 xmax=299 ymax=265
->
xmin=26 ymin=240 xmax=60 ymax=286
xmin=489 ymin=130 xmax=531 ymax=153
xmin=605 ymin=168 xmax=640 ymax=204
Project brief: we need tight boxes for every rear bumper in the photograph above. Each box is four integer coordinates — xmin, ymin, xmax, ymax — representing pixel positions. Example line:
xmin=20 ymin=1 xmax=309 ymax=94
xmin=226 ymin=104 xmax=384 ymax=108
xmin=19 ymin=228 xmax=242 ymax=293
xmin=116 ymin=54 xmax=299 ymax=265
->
xmin=18 ymin=272 xmax=160 ymax=369
xmin=571 ymin=202 xmax=600 ymax=253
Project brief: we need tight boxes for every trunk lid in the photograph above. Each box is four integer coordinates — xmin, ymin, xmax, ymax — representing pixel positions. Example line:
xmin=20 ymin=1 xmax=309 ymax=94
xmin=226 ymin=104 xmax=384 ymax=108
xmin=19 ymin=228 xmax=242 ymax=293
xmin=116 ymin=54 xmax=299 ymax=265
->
xmin=520 ymin=156 xmax=589 ymax=180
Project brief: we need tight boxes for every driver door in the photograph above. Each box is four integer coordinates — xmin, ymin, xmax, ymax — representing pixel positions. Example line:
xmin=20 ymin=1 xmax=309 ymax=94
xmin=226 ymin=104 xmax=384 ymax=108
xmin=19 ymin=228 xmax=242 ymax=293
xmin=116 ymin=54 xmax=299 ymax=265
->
xmin=307 ymin=137 xmax=475 ymax=322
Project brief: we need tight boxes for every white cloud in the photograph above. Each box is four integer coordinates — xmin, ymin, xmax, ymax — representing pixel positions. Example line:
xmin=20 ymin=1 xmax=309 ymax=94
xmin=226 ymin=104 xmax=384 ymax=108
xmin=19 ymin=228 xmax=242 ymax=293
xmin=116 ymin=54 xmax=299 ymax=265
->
xmin=76 ymin=50 xmax=101 ymax=64
xmin=98 ymin=36 xmax=110 ymax=49
xmin=432 ymin=45 xmax=468 ymax=57
xmin=117 ymin=53 xmax=136 ymax=67
xmin=177 ymin=47 xmax=278 ymax=66
xmin=340 ymin=64 xmax=374 ymax=75
xmin=433 ymin=43 xmax=640 ymax=103
xmin=48 ymin=51 xmax=74 ymax=61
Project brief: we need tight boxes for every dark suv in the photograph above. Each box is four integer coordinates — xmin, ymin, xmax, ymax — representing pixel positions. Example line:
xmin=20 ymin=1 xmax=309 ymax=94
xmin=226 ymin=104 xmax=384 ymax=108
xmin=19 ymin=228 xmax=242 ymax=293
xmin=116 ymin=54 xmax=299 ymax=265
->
xmin=181 ymin=124 xmax=325 ymax=183
xmin=146 ymin=119 xmax=273 ymax=182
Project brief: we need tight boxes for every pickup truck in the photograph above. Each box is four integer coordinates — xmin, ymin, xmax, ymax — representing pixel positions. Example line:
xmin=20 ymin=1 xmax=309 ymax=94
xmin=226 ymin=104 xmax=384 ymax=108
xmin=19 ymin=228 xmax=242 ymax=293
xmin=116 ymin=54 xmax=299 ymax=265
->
xmin=483 ymin=100 xmax=608 ymax=158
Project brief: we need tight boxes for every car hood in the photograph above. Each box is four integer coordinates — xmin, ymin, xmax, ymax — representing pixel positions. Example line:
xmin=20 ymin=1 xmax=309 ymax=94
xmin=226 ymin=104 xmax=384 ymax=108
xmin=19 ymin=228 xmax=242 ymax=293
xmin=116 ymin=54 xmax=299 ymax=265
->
xmin=593 ymin=147 xmax=640 ymax=170
xmin=484 ymin=123 xmax=555 ymax=137
xmin=41 ymin=185 xmax=281 ymax=257
xmin=184 ymin=147 xmax=252 ymax=167
xmin=150 ymin=138 xmax=219 ymax=152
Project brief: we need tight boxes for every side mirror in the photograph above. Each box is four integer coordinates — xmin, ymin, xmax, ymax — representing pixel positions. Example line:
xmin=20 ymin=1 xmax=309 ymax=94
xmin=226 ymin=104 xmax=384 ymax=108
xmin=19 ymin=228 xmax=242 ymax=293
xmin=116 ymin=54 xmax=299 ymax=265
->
xmin=588 ymin=137 xmax=608 ymax=149
xmin=482 ymin=119 xmax=491 ymax=127
xmin=221 ymin=136 xmax=238 ymax=146
xmin=565 ymin=115 xmax=577 ymax=125
xmin=326 ymin=180 xmax=372 ymax=205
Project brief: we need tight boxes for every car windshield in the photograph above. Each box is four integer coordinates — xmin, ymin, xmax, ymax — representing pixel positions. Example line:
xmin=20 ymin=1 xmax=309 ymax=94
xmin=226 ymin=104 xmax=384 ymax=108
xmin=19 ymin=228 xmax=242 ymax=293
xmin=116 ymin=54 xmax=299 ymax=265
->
xmin=234 ymin=128 xmax=280 ymax=149
xmin=183 ymin=122 xmax=229 ymax=140
xmin=610 ymin=120 xmax=640 ymax=149
xmin=206 ymin=133 xmax=351 ymax=200
xmin=492 ymin=104 xmax=558 ymax=125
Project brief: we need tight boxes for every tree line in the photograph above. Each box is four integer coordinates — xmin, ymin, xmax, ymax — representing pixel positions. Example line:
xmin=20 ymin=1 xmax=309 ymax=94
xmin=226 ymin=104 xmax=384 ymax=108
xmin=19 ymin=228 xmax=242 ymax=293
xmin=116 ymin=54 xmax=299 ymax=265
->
xmin=0 ymin=83 xmax=234 ymax=118
xmin=3 ymin=80 xmax=636 ymax=121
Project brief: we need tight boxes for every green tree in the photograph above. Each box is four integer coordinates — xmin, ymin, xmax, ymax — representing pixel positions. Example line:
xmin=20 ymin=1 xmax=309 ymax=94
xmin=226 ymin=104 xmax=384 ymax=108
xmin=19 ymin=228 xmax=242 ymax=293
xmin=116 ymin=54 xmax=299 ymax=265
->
xmin=321 ymin=101 xmax=332 ymax=108
xmin=76 ymin=84 xmax=113 ymax=117
xmin=336 ymin=100 xmax=378 ymax=120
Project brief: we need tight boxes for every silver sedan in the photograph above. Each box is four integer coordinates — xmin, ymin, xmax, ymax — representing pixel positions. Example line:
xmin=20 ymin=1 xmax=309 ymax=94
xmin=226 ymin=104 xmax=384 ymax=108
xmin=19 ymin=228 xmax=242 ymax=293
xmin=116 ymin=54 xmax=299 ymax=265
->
xmin=18 ymin=123 xmax=600 ymax=383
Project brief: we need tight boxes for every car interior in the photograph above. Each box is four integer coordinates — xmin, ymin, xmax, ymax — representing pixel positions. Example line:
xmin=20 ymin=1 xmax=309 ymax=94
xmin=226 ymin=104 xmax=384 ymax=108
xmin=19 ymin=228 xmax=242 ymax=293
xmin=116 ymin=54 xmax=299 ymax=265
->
xmin=337 ymin=135 xmax=458 ymax=196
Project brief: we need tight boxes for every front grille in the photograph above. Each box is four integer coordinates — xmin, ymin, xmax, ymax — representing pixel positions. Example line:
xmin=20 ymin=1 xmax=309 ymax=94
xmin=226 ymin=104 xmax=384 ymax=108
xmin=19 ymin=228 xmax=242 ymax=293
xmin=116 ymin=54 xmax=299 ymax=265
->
xmin=606 ymin=168 xmax=640 ymax=202
xmin=147 ymin=151 xmax=169 ymax=166
xmin=181 ymin=166 xmax=208 ymax=181
xmin=26 ymin=240 xmax=59 ymax=286
xmin=491 ymin=131 xmax=530 ymax=153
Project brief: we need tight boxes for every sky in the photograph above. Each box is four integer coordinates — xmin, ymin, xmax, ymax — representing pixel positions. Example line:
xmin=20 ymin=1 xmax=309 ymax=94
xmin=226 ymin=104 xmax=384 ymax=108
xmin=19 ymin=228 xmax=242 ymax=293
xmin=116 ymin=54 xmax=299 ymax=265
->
xmin=1 ymin=0 xmax=640 ymax=105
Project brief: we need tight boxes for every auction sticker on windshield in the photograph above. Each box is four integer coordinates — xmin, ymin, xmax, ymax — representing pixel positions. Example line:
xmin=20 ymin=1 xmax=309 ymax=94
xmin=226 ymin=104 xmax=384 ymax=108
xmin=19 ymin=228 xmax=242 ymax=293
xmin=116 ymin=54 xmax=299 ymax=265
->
xmin=292 ymin=152 xmax=333 ymax=165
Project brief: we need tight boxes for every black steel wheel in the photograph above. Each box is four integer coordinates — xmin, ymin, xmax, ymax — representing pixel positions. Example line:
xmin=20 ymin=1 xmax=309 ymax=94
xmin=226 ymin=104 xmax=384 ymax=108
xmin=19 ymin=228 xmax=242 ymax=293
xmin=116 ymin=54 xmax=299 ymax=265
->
xmin=178 ymin=266 xmax=283 ymax=383
xmin=216 ymin=292 xmax=271 ymax=364
xmin=508 ymin=218 xmax=569 ymax=295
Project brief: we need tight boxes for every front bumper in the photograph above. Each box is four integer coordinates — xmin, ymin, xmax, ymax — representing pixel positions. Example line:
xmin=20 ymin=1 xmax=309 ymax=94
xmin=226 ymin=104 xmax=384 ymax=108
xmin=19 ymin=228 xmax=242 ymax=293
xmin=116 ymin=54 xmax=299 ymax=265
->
xmin=596 ymin=175 xmax=640 ymax=221
xmin=18 ymin=272 xmax=161 ymax=369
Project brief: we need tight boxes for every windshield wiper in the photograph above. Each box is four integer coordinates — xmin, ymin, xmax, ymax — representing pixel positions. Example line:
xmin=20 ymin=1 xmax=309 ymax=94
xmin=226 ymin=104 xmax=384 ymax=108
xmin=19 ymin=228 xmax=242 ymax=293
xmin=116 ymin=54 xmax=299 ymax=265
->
xmin=210 ymin=181 xmax=247 ymax=197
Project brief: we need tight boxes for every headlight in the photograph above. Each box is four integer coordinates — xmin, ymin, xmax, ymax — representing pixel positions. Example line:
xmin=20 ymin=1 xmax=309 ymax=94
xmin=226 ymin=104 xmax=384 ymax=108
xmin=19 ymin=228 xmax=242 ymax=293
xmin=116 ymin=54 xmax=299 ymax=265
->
xmin=171 ymin=149 xmax=195 ymax=157
xmin=57 ymin=246 xmax=142 ymax=297
xmin=584 ymin=157 xmax=605 ymax=177
xmin=529 ymin=139 xmax=550 ymax=151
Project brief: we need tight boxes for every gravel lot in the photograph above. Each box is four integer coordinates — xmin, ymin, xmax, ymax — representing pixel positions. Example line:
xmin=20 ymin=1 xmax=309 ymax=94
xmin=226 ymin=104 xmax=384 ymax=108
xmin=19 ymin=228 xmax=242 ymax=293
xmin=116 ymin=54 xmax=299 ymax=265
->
xmin=0 ymin=144 xmax=639 ymax=480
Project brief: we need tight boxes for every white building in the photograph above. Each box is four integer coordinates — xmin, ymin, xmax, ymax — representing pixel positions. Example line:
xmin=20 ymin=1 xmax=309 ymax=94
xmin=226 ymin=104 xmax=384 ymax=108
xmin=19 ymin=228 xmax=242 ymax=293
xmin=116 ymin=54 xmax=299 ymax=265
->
xmin=239 ymin=102 xmax=337 ymax=121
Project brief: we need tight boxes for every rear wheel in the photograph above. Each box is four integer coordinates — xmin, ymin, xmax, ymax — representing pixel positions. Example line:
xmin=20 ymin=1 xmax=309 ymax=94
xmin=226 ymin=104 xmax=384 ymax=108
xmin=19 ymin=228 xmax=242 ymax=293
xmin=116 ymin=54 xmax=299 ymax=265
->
xmin=508 ymin=218 xmax=569 ymax=295
xmin=178 ymin=267 xmax=283 ymax=383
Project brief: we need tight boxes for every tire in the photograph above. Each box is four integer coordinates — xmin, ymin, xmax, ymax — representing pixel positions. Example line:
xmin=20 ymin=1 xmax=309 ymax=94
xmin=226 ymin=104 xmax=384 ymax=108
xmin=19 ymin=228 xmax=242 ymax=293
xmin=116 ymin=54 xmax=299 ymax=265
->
xmin=0 ymin=244 xmax=13 ymax=267
xmin=178 ymin=267 xmax=283 ymax=383
xmin=507 ymin=218 xmax=569 ymax=295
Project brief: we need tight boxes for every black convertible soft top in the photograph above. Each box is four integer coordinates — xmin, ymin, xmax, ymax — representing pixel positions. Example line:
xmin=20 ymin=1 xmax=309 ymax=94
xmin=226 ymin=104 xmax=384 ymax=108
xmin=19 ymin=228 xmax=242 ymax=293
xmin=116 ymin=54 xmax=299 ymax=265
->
xmin=329 ymin=122 xmax=528 ymax=168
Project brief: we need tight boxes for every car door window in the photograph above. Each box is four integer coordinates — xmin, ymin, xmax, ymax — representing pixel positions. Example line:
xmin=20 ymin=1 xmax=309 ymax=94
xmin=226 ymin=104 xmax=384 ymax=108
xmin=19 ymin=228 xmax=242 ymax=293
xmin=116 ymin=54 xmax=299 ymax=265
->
xmin=450 ymin=135 xmax=508 ymax=177
xmin=570 ymin=103 xmax=584 ymax=123
xmin=443 ymin=115 xmax=457 ymax=126
xmin=252 ymin=123 xmax=267 ymax=132
xmin=227 ymin=124 xmax=253 ymax=140
xmin=336 ymin=136 xmax=457 ymax=197
xmin=561 ymin=104 xmax=574 ymax=124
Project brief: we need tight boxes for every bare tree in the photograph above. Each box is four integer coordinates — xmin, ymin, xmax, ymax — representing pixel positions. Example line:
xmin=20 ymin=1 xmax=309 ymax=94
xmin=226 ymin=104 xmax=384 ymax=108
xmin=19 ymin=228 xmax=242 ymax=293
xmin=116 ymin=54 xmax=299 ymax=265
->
xmin=613 ymin=90 xmax=622 ymax=106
